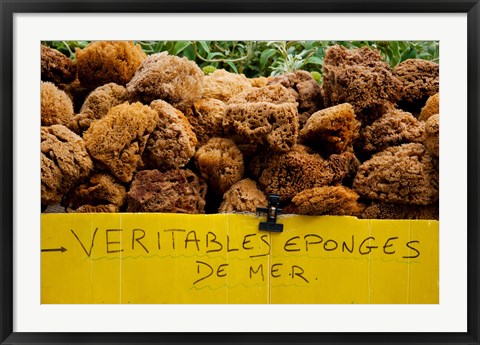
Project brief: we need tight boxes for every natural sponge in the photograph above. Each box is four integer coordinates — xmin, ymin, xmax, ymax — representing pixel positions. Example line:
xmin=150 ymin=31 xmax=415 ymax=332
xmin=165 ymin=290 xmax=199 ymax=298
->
xmin=359 ymin=109 xmax=425 ymax=154
xmin=322 ymin=45 xmax=402 ymax=123
xmin=225 ymin=84 xmax=299 ymax=152
xmin=229 ymin=82 xmax=295 ymax=104
xmin=203 ymin=69 xmax=252 ymax=102
xmin=419 ymin=93 xmax=439 ymax=121
xmin=393 ymin=59 xmax=439 ymax=103
xmin=143 ymin=100 xmax=197 ymax=170
xmin=126 ymin=52 xmax=204 ymax=111
xmin=64 ymin=173 xmax=126 ymax=213
xmin=84 ymin=102 xmax=158 ymax=183
xmin=248 ymin=76 xmax=270 ymax=88
xmin=41 ymin=125 xmax=93 ymax=205
xmin=41 ymin=45 xmax=76 ymax=84
xmin=288 ymin=185 xmax=363 ymax=216
xmin=194 ymin=138 xmax=244 ymax=196
xmin=299 ymin=103 xmax=360 ymax=156
xmin=80 ymin=83 xmax=128 ymax=118
xmin=218 ymin=178 xmax=267 ymax=213
xmin=361 ymin=201 xmax=439 ymax=220
xmin=184 ymin=98 xmax=226 ymax=145
xmin=126 ymin=169 xmax=207 ymax=213
xmin=268 ymin=70 xmax=324 ymax=119
xmin=423 ymin=114 xmax=439 ymax=157
xmin=257 ymin=146 xmax=359 ymax=201
xmin=69 ymin=83 xmax=128 ymax=134
xmin=41 ymin=81 xmax=74 ymax=126
xmin=353 ymin=143 xmax=438 ymax=205
xmin=75 ymin=41 xmax=146 ymax=89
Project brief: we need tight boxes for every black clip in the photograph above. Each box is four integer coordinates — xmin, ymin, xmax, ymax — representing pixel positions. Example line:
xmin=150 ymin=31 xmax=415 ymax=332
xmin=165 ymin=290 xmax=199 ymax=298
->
xmin=256 ymin=194 xmax=283 ymax=232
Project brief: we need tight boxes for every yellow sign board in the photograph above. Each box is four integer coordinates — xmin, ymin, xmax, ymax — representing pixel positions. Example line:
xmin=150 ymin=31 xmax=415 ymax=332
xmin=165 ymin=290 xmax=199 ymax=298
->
xmin=41 ymin=213 xmax=438 ymax=304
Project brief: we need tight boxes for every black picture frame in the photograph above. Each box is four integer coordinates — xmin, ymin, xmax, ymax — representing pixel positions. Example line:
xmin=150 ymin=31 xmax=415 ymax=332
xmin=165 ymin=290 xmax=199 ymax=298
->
xmin=1 ymin=1 xmax=479 ymax=344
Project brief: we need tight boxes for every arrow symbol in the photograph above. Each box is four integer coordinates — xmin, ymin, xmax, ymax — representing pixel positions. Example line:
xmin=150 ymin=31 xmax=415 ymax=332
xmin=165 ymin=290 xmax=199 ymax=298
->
xmin=41 ymin=246 xmax=67 ymax=253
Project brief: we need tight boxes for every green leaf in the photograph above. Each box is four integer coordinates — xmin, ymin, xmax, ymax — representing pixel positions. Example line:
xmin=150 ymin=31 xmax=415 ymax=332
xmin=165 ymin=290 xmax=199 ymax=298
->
xmin=183 ymin=45 xmax=196 ymax=60
xmin=389 ymin=41 xmax=400 ymax=61
xmin=207 ymin=52 xmax=225 ymax=60
xmin=173 ymin=41 xmax=191 ymax=55
xmin=154 ymin=41 xmax=165 ymax=53
xmin=198 ymin=41 xmax=210 ymax=54
xmin=260 ymin=49 xmax=277 ymax=70
xmin=401 ymin=47 xmax=417 ymax=61
xmin=225 ymin=61 xmax=238 ymax=74
xmin=165 ymin=41 xmax=175 ymax=53
xmin=305 ymin=41 xmax=315 ymax=50
xmin=306 ymin=56 xmax=323 ymax=65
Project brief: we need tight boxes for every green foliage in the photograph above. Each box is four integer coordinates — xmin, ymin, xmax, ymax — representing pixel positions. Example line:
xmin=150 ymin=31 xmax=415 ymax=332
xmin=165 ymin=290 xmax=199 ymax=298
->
xmin=43 ymin=40 xmax=439 ymax=78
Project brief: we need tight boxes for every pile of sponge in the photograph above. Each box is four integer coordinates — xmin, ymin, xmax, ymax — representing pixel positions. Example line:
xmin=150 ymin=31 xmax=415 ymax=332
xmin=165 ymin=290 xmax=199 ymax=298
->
xmin=41 ymin=41 xmax=439 ymax=219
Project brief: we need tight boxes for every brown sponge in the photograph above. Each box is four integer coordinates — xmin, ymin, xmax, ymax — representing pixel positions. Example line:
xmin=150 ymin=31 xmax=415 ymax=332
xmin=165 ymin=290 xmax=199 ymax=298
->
xmin=393 ymin=59 xmax=439 ymax=103
xmin=299 ymin=103 xmax=360 ymax=156
xmin=248 ymin=144 xmax=318 ymax=180
xmin=64 ymin=173 xmax=126 ymax=213
xmin=327 ymin=151 xmax=361 ymax=184
xmin=419 ymin=93 xmax=439 ymax=121
xmin=322 ymin=45 xmax=402 ymax=123
xmin=359 ymin=109 xmax=425 ymax=154
xmin=41 ymin=81 xmax=74 ymax=126
xmin=268 ymin=70 xmax=324 ymax=119
xmin=41 ymin=45 xmax=76 ymax=84
xmin=218 ymin=178 xmax=267 ymax=213
xmin=80 ymin=83 xmax=128 ymax=117
xmin=287 ymin=185 xmax=363 ymax=216
xmin=184 ymin=98 xmax=226 ymax=146
xmin=83 ymin=102 xmax=158 ymax=183
xmin=225 ymin=84 xmax=299 ymax=152
xmin=143 ymin=100 xmax=197 ymax=170
xmin=423 ymin=114 xmax=439 ymax=157
xmin=126 ymin=52 xmax=204 ymax=111
xmin=126 ymin=169 xmax=207 ymax=213
xmin=58 ymin=78 xmax=91 ymax=113
xmin=203 ymin=69 xmax=252 ymax=102
xmin=68 ymin=204 xmax=119 ymax=213
xmin=194 ymin=138 xmax=244 ymax=196
xmin=41 ymin=125 xmax=93 ymax=205
xmin=75 ymin=41 xmax=146 ymax=89
xmin=362 ymin=201 xmax=439 ymax=220
xmin=353 ymin=143 xmax=438 ymax=205
xmin=257 ymin=146 xmax=359 ymax=201
xmin=69 ymin=83 xmax=128 ymax=134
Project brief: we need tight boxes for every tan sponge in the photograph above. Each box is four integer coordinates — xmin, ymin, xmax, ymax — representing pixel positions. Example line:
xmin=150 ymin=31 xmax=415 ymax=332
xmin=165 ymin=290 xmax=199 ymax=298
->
xmin=218 ymin=178 xmax=267 ymax=213
xmin=84 ymin=102 xmax=158 ymax=183
xmin=299 ymin=103 xmax=360 ymax=156
xmin=41 ymin=81 xmax=74 ymax=126
xmin=195 ymin=138 xmax=244 ymax=196
xmin=225 ymin=84 xmax=299 ymax=152
xmin=143 ymin=100 xmax=197 ymax=170
xmin=64 ymin=173 xmax=126 ymax=213
xmin=41 ymin=125 xmax=93 ymax=205
xmin=76 ymin=41 xmax=146 ymax=89
xmin=127 ymin=52 xmax=204 ymax=111
xmin=353 ymin=143 xmax=438 ymax=205
xmin=288 ymin=185 xmax=363 ymax=216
